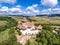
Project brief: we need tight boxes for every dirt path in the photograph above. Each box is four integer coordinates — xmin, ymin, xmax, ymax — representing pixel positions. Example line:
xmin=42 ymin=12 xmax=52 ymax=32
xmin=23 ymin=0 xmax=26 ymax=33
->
xmin=22 ymin=35 xmax=31 ymax=45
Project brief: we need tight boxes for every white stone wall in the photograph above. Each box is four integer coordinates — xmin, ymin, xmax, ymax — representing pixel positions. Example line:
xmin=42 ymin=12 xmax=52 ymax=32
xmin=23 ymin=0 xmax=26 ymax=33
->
xmin=20 ymin=29 xmax=40 ymax=35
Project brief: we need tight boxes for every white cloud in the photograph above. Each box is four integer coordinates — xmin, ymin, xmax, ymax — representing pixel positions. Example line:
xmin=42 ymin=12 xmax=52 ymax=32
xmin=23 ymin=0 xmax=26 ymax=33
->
xmin=8 ymin=7 xmax=23 ymax=15
xmin=32 ymin=4 xmax=38 ymax=8
xmin=40 ymin=9 xmax=50 ymax=14
xmin=52 ymin=8 xmax=60 ymax=14
xmin=0 ymin=4 xmax=40 ymax=15
xmin=1 ymin=5 xmax=60 ymax=16
xmin=25 ymin=4 xmax=40 ymax=15
xmin=0 ymin=6 xmax=23 ymax=15
xmin=0 ymin=0 xmax=16 ymax=4
xmin=0 ymin=6 xmax=9 ymax=12
xmin=26 ymin=4 xmax=38 ymax=10
xmin=0 ymin=6 xmax=9 ymax=14
xmin=41 ymin=0 xmax=58 ymax=7
xmin=40 ymin=8 xmax=60 ymax=14
xmin=16 ymin=5 xmax=21 ymax=8
xmin=52 ymin=8 xmax=60 ymax=11
xmin=9 ymin=8 xmax=22 ymax=12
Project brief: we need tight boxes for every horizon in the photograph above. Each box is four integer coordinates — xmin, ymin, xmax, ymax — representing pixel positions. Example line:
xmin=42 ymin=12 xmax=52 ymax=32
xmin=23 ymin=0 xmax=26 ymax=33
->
xmin=0 ymin=0 xmax=60 ymax=16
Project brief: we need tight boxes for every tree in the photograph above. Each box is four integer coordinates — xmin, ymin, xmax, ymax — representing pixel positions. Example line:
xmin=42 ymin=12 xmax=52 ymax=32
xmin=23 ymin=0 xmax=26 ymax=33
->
xmin=36 ymin=30 xmax=60 ymax=45
xmin=17 ymin=30 xmax=22 ymax=35
xmin=42 ymin=25 xmax=53 ymax=32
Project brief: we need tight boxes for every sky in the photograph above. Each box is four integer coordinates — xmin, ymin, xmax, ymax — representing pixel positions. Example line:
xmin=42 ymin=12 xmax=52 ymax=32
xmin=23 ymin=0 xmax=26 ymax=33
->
xmin=0 ymin=0 xmax=60 ymax=16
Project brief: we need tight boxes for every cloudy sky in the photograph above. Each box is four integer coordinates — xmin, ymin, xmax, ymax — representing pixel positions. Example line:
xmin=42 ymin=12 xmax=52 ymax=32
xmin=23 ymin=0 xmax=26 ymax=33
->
xmin=0 ymin=0 xmax=60 ymax=16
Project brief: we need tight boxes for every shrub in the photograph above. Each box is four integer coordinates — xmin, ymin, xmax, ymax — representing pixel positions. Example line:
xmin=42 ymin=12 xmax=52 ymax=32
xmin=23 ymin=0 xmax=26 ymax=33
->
xmin=17 ymin=30 xmax=22 ymax=35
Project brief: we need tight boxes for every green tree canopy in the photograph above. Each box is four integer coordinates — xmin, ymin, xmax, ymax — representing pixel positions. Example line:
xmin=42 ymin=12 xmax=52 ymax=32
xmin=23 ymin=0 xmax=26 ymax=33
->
xmin=36 ymin=30 xmax=60 ymax=45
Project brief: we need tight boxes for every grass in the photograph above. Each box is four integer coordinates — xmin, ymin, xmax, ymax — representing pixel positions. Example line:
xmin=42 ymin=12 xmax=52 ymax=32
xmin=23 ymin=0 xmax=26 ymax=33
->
xmin=9 ymin=16 xmax=60 ymax=26
xmin=44 ymin=17 xmax=60 ymax=20
xmin=51 ymin=26 xmax=60 ymax=28
xmin=29 ymin=35 xmax=38 ymax=45
xmin=29 ymin=17 xmax=60 ymax=24
xmin=0 ymin=21 xmax=7 ymax=26
xmin=0 ymin=29 xmax=10 ymax=43
xmin=11 ymin=16 xmax=23 ymax=21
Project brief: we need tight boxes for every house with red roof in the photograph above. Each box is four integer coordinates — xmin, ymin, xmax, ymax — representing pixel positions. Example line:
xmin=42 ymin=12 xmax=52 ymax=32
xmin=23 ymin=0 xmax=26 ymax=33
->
xmin=16 ymin=17 xmax=43 ymax=35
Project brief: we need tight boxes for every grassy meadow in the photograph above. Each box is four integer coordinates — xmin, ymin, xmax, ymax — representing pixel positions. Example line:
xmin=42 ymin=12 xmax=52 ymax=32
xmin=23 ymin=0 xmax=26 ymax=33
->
xmin=0 ymin=16 xmax=59 ymax=28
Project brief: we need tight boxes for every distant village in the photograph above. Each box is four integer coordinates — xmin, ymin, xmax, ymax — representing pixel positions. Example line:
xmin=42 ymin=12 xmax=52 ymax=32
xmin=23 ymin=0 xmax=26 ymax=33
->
xmin=16 ymin=17 xmax=60 ymax=44
xmin=16 ymin=17 xmax=43 ymax=35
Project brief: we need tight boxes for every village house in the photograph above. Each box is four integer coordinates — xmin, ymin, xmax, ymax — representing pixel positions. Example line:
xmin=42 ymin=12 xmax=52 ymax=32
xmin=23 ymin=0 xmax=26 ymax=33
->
xmin=53 ymin=28 xmax=60 ymax=34
xmin=16 ymin=17 xmax=43 ymax=35
xmin=36 ymin=25 xmax=43 ymax=30
xmin=16 ymin=18 xmax=60 ymax=44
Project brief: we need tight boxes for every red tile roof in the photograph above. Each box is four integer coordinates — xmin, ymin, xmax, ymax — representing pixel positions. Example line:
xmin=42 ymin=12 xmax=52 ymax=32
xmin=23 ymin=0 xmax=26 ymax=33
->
xmin=17 ymin=24 xmax=26 ymax=30
xmin=36 ymin=25 xmax=43 ymax=30
xmin=17 ymin=19 xmax=43 ymax=30
xmin=25 ymin=21 xmax=35 ymax=28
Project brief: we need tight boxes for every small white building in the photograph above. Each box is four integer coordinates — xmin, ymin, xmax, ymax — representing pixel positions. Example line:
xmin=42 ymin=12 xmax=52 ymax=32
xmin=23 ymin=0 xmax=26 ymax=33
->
xmin=20 ymin=28 xmax=41 ymax=35
xmin=53 ymin=28 xmax=59 ymax=34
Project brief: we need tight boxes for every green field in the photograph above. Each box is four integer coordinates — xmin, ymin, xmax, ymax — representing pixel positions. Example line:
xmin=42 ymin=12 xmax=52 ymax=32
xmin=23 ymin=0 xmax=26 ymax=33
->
xmin=0 ymin=29 xmax=10 ymax=43
xmin=0 ymin=21 xmax=7 ymax=26
xmin=26 ymin=16 xmax=60 ymax=27
xmin=9 ymin=16 xmax=60 ymax=28
xmin=0 ymin=16 xmax=21 ymax=45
